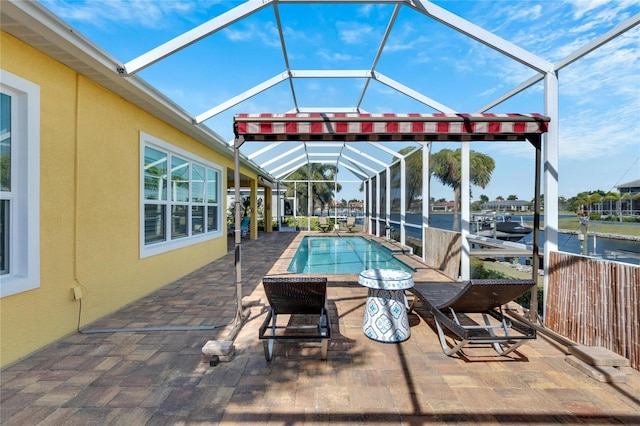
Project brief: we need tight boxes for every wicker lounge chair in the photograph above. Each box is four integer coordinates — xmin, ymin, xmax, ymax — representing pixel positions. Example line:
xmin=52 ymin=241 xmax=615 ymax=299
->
xmin=408 ymin=279 xmax=536 ymax=357
xmin=258 ymin=277 xmax=331 ymax=361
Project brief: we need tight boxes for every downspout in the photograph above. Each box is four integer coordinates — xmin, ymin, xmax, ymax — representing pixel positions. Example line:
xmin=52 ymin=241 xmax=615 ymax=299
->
xmin=73 ymin=74 xmax=83 ymax=295
xmin=530 ymin=135 xmax=542 ymax=323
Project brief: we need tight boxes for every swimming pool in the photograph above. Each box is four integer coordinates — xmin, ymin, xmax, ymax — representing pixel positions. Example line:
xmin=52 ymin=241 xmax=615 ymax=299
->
xmin=287 ymin=236 xmax=415 ymax=274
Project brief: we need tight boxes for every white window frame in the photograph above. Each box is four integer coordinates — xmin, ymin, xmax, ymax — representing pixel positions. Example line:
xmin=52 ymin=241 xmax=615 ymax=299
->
xmin=140 ymin=132 xmax=223 ymax=258
xmin=0 ymin=70 xmax=41 ymax=298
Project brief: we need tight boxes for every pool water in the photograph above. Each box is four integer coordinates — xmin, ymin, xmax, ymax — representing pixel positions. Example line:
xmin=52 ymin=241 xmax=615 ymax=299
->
xmin=288 ymin=236 xmax=415 ymax=274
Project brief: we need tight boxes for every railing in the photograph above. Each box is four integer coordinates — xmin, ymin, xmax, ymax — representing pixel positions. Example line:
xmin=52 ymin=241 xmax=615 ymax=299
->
xmin=546 ymin=251 xmax=639 ymax=370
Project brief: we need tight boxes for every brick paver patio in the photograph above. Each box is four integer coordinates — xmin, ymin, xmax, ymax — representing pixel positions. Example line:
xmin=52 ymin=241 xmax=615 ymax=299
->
xmin=2 ymin=232 xmax=639 ymax=425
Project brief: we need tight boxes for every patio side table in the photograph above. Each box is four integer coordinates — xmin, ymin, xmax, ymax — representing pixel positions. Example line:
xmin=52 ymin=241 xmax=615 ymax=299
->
xmin=359 ymin=268 xmax=414 ymax=343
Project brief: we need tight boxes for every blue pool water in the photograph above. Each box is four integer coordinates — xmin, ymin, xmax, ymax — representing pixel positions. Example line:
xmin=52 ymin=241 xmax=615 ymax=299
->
xmin=288 ymin=236 xmax=415 ymax=274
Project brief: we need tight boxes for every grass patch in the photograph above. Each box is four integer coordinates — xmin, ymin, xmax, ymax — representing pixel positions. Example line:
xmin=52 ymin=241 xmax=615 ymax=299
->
xmin=556 ymin=217 xmax=640 ymax=237
xmin=523 ymin=216 xmax=640 ymax=237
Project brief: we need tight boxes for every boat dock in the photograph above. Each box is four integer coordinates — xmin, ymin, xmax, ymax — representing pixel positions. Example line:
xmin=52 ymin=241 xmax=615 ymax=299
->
xmin=469 ymin=235 xmax=541 ymax=259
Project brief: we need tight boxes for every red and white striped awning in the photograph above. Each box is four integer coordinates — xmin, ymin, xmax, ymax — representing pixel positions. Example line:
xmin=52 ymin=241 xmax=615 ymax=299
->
xmin=234 ymin=113 xmax=549 ymax=142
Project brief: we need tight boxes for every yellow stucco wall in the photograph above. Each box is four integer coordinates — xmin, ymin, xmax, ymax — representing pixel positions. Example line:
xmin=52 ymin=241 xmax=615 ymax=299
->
xmin=0 ymin=32 xmax=254 ymax=367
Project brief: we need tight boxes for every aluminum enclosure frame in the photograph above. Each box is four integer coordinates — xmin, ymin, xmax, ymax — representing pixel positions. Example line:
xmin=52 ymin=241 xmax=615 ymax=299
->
xmin=233 ymin=113 xmax=549 ymax=323
xmin=110 ymin=0 xmax=638 ymax=325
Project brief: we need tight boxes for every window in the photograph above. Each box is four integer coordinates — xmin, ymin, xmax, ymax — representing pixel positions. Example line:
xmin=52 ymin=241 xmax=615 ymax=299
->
xmin=140 ymin=132 xmax=222 ymax=258
xmin=0 ymin=70 xmax=40 ymax=297
xmin=1 ymin=93 xmax=10 ymax=276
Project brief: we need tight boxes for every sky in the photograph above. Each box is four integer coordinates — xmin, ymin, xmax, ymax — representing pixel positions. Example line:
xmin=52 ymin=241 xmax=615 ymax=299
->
xmin=40 ymin=0 xmax=640 ymax=203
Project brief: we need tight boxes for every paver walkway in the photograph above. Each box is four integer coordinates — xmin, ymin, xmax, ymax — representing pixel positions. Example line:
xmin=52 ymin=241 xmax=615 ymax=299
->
xmin=2 ymin=232 xmax=639 ymax=425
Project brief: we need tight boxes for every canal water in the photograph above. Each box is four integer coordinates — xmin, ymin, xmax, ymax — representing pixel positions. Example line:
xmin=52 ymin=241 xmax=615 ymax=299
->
xmin=408 ymin=213 xmax=640 ymax=266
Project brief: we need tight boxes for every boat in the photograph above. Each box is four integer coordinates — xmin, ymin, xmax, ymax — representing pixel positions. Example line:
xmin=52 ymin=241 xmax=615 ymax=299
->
xmin=472 ymin=213 xmax=533 ymax=242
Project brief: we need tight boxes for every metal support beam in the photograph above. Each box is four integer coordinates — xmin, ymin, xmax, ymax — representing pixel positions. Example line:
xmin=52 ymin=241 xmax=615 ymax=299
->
xmin=530 ymin=135 xmax=542 ymax=323
xmin=273 ymin=157 xmax=308 ymax=180
xmin=408 ymin=0 xmax=552 ymax=74
xmin=460 ymin=142 xmax=470 ymax=281
xmin=479 ymin=14 xmax=639 ymax=114
xmin=400 ymin=156 xmax=407 ymax=245
xmin=376 ymin=173 xmax=381 ymax=237
xmin=357 ymin=3 xmax=401 ymax=109
xmin=478 ymin=74 xmax=544 ymax=113
xmin=555 ymin=13 xmax=640 ymax=71
xmin=543 ymin=71 xmax=560 ymax=324
xmin=422 ymin=142 xmax=431 ymax=264
xmin=340 ymin=154 xmax=379 ymax=175
xmin=337 ymin=160 xmax=369 ymax=180
xmin=233 ymin=136 xmax=245 ymax=325
xmin=272 ymin=1 xmax=300 ymax=112
xmin=369 ymin=141 xmax=404 ymax=158
xmin=261 ymin=144 xmax=305 ymax=168
xmin=123 ymin=1 xmax=269 ymax=75
xmin=195 ymin=73 xmax=289 ymax=123
xmin=247 ymin=141 xmax=284 ymax=160
xmin=345 ymin=145 xmax=388 ymax=168
xmin=291 ymin=69 xmax=371 ymax=78
xmin=374 ymin=72 xmax=456 ymax=113
xmin=386 ymin=166 xmax=391 ymax=239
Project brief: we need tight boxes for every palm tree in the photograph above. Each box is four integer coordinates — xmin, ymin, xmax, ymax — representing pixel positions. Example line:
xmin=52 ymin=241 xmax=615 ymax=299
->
xmin=430 ymin=148 xmax=495 ymax=231
xmin=573 ymin=192 xmax=590 ymax=214
xmin=397 ymin=146 xmax=423 ymax=211
xmin=589 ymin=193 xmax=602 ymax=215
xmin=604 ymin=191 xmax=621 ymax=219
xmin=286 ymin=164 xmax=341 ymax=216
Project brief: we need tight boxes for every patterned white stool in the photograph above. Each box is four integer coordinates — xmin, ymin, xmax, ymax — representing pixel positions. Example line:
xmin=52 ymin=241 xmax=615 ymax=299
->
xmin=359 ymin=268 xmax=414 ymax=343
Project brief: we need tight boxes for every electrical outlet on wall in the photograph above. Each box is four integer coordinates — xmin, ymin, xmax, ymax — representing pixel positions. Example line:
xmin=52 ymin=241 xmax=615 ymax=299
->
xmin=72 ymin=286 xmax=83 ymax=300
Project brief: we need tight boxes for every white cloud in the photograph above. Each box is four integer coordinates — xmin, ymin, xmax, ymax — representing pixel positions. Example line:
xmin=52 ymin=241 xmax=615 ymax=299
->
xmin=223 ymin=21 xmax=281 ymax=48
xmin=384 ymin=35 xmax=430 ymax=53
xmin=509 ymin=3 xmax=543 ymax=21
xmin=317 ymin=50 xmax=356 ymax=62
xmin=358 ymin=4 xmax=374 ymax=18
xmin=283 ymin=25 xmax=322 ymax=44
xmin=383 ymin=21 xmax=431 ymax=53
xmin=306 ymin=81 xmax=321 ymax=91
xmin=567 ymin=0 xmax=620 ymax=19
xmin=41 ymin=0 xmax=208 ymax=29
xmin=558 ymin=103 xmax=640 ymax=160
xmin=478 ymin=87 xmax=499 ymax=97
xmin=336 ymin=21 xmax=375 ymax=44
